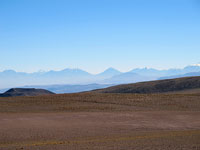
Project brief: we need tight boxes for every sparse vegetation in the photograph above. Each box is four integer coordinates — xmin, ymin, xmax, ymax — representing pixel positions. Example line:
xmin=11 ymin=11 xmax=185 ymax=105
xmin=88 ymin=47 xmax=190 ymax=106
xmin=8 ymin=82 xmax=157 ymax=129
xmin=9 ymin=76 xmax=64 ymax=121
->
xmin=0 ymin=92 xmax=200 ymax=150
xmin=0 ymin=93 xmax=200 ymax=113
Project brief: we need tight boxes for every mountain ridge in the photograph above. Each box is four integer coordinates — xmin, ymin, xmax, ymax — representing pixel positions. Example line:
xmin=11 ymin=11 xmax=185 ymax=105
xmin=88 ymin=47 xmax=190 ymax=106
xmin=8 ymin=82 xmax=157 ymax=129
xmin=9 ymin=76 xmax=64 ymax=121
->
xmin=95 ymin=76 xmax=200 ymax=94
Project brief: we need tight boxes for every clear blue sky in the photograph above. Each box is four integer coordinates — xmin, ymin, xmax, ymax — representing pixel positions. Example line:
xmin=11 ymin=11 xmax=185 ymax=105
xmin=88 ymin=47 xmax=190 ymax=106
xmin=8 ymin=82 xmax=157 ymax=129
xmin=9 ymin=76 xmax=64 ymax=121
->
xmin=0 ymin=0 xmax=200 ymax=73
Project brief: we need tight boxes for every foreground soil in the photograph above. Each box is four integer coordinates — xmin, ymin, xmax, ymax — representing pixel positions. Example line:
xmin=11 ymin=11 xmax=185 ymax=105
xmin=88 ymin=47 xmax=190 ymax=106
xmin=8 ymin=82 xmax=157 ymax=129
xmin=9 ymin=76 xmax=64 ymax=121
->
xmin=0 ymin=112 xmax=200 ymax=150
xmin=0 ymin=93 xmax=200 ymax=149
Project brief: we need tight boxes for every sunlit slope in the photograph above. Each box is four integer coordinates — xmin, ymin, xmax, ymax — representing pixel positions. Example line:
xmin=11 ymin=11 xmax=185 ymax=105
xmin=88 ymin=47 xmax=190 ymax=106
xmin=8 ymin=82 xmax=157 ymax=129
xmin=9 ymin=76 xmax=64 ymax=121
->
xmin=95 ymin=76 xmax=200 ymax=94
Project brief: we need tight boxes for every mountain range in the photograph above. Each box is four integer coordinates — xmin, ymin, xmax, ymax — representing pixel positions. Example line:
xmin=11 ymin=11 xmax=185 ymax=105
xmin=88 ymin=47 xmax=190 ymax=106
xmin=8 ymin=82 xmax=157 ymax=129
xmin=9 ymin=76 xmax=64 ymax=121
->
xmin=0 ymin=64 xmax=200 ymax=93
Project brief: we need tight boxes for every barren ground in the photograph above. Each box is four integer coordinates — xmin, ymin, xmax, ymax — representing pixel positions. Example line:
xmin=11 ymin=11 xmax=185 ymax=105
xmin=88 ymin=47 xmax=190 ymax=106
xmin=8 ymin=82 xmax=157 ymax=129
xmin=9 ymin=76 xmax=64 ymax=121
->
xmin=0 ymin=93 xmax=200 ymax=150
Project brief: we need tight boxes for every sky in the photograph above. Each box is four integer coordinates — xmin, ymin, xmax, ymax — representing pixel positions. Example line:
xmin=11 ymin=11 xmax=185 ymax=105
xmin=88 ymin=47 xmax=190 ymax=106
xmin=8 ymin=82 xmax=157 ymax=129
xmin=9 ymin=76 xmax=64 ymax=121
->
xmin=0 ymin=0 xmax=200 ymax=74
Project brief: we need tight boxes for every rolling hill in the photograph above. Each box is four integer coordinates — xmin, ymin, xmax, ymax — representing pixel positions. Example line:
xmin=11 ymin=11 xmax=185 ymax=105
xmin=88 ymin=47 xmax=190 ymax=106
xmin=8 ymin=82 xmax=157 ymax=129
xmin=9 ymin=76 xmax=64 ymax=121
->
xmin=95 ymin=76 xmax=200 ymax=94
xmin=23 ymin=84 xmax=114 ymax=94
xmin=0 ymin=88 xmax=54 ymax=97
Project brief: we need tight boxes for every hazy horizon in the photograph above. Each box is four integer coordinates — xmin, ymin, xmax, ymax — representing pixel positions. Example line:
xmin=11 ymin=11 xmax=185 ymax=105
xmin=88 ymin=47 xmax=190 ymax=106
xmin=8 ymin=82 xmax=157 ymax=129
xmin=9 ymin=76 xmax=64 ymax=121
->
xmin=0 ymin=62 xmax=200 ymax=74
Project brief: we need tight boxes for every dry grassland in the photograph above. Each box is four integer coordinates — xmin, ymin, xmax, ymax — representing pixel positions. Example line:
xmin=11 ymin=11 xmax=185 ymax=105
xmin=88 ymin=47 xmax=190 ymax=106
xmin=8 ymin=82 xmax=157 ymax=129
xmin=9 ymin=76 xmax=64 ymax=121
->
xmin=0 ymin=93 xmax=200 ymax=113
xmin=0 ymin=93 xmax=200 ymax=149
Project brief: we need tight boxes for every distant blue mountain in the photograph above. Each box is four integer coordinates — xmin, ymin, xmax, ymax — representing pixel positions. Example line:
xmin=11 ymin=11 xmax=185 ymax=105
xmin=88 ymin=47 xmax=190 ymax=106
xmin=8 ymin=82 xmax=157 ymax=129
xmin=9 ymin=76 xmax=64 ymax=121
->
xmin=159 ymin=71 xmax=200 ymax=80
xmin=182 ymin=65 xmax=200 ymax=73
xmin=96 ymin=67 xmax=122 ymax=79
xmin=131 ymin=68 xmax=163 ymax=77
xmin=0 ymin=68 xmax=94 ymax=89
xmin=102 ymin=72 xmax=156 ymax=84
xmin=131 ymin=65 xmax=200 ymax=77
xmin=0 ymin=64 xmax=200 ymax=89
xmin=44 ymin=68 xmax=92 ymax=77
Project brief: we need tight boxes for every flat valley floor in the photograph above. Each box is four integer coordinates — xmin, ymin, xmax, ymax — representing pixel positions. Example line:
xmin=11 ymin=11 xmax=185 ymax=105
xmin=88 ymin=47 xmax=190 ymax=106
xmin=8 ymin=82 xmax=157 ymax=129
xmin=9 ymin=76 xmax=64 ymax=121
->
xmin=0 ymin=93 xmax=200 ymax=150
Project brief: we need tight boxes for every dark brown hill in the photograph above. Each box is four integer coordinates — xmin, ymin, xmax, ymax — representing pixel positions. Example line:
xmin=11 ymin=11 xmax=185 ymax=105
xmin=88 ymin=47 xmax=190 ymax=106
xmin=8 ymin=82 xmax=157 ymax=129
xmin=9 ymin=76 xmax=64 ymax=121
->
xmin=95 ymin=76 xmax=200 ymax=94
xmin=0 ymin=88 xmax=54 ymax=97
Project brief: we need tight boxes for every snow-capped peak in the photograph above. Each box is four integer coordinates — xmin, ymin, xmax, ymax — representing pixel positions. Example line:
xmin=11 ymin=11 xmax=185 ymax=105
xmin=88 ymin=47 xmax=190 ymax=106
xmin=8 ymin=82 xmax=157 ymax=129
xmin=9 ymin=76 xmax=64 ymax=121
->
xmin=191 ymin=63 xmax=200 ymax=67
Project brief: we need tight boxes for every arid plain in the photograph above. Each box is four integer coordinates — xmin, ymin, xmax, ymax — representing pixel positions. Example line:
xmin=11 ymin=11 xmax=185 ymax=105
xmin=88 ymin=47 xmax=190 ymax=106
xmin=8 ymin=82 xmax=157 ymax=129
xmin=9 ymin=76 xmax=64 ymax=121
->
xmin=0 ymin=92 xmax=200 ymax=150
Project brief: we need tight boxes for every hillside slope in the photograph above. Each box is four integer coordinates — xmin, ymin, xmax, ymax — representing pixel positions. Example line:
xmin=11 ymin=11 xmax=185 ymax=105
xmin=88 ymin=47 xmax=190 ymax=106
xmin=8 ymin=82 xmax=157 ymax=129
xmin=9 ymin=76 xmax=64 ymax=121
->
xmin=0 ymin=88 xmax=54 ymax=97
xmin=95 ymin=76 xmax=200 ymax=94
